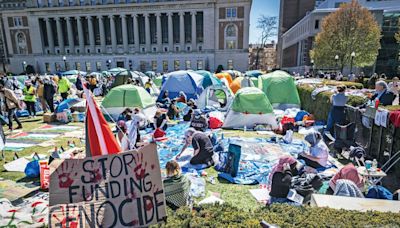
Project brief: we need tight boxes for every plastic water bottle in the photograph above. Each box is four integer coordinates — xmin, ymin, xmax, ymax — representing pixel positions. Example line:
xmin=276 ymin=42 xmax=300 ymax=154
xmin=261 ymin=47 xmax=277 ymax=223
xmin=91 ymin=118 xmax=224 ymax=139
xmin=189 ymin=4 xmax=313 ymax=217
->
xmin=372 ymin=159 xmax=378 ymax=171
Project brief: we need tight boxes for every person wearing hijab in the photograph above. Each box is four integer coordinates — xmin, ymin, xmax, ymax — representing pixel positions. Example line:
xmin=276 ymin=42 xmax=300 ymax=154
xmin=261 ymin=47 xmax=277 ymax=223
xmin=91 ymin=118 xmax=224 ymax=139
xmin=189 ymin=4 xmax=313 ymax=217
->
xmin=327 ymin=163 xmax=364 ymax=195
xmin=298 ymin=132 xmax=329 ymax=169
xmin=370 ymin=81 xmax=395 ymax=106
xmin=268 ymin=156 xmax=300 ymax=205
xmin=116 ymin=120 xmax=130 ymax=151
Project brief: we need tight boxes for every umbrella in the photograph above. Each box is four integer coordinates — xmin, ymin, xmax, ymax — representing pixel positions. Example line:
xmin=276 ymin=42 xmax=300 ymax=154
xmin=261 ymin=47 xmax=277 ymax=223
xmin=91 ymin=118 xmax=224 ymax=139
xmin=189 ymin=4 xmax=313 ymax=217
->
xmin=55 ymin=98 xmax=82 ymax=113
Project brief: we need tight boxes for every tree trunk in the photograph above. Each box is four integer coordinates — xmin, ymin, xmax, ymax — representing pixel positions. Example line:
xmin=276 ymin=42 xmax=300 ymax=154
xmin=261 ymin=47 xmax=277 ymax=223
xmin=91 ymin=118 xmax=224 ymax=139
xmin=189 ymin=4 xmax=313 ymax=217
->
xmin=255 ymin=48 xmax=262 ymax=70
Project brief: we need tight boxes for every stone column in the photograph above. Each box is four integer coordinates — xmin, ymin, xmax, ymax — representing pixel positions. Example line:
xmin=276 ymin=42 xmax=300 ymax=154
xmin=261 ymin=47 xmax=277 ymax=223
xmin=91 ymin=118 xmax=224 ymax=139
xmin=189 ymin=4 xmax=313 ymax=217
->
xmin=76 ymin=16 xmax=84 ymax=53
xmin=66 ymin=17 xmax=74 ymax=54
xmin=156 ymin=13 xmax=162 ymax=51
xmin=133 ymin=14 xmax=139 ymax=52
xmin=121 ymin=15 xmax=128 ymax=53
xmin=167 ymin=12 xmax=173 ymax=51
xmin=45 ymin=18 xmax=54 ymax=54
xmin=191 ymin=11 xmax=196 ymax=51
xmin=179 ymin=12 xmax=185 ymax=51
xmin=98 ymin=16 xmax=106 ymax=53
xmin=109 ymin=15 xmax=117 ymax=52
xmin=87 ymin=16 xmax=95 ymax=53
xmin=56 ymin=17 xmax=65 ymax=54
xmin=144 ymin=13 xmax=151 ymax=51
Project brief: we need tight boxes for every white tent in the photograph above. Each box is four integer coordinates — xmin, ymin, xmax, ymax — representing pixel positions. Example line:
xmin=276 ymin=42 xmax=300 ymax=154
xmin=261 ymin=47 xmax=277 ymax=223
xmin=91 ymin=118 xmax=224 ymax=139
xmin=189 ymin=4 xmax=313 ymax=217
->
xmin=197 ymin=85 xmax=234 ymax=111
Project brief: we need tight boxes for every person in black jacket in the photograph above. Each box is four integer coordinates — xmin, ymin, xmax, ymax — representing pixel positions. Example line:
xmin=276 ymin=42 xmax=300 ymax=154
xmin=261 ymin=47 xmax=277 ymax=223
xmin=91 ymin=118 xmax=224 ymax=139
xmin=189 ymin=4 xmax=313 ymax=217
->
xmin=370 ymin=81 xmax=395 ymax=106
xmin=43 ymin=76 xmax=56 ymax=113
xmin=268 ymin=156 xmax=301 ymax=205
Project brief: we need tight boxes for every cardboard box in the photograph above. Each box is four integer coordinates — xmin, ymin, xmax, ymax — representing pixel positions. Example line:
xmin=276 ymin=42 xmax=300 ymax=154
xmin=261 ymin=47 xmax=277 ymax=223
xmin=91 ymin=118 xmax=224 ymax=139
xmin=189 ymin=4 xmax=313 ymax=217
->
xmin=43 ymin=113 xmax=56 ymax=123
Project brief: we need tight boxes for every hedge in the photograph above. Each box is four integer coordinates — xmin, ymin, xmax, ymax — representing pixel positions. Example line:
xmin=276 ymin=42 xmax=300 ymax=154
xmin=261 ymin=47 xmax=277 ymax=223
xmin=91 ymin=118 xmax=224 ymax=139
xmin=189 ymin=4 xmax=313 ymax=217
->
xmin=155 ymin=204 xmax=400 ymax=227
xmin=297 ymin=84 xmax=367 ymax=121
xmin=322 ymin=80 xmax=364 ymax=89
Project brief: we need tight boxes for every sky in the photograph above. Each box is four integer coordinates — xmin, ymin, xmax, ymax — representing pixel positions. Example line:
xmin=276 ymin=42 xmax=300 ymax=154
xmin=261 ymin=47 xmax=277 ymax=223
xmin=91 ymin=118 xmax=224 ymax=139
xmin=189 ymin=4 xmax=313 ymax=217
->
xmin=249 ymin=0 xmax=280 ymax=44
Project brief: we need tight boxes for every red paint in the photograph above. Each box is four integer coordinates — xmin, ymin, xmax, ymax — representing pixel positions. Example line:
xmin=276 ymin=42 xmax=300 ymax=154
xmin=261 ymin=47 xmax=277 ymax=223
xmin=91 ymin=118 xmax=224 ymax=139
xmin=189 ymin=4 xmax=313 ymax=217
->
xmin=57 ymin=163 xmax=76 ymax=188
xmin=37 ymin=218 xmax=45 ymax=223
xmin=31 ymin=201 xmax=43 ymax=208
xmin=90 ymin=168 xmax=102 ymax=183
xmin=151 ymin=164 xmax=155 ymax=170
xmin=8 ymin=209 xmax=17 ymax=213
xmin=145 ymin=198 xmax=153 ymax=211
xmin=134 ymin=162 xmax=147 ymax=180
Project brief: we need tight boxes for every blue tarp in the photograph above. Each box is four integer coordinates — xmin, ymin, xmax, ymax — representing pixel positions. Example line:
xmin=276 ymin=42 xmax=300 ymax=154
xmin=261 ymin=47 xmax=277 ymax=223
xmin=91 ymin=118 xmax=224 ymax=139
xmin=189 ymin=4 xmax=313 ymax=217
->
xmin=55 ymin=98 xmax=82 ymax=113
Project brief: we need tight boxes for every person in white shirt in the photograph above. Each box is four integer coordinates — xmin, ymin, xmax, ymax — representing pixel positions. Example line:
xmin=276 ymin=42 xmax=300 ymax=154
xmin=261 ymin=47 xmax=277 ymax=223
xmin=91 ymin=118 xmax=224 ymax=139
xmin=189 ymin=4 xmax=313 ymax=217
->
xmin=388 ymin=77 xmax=399 ymax=105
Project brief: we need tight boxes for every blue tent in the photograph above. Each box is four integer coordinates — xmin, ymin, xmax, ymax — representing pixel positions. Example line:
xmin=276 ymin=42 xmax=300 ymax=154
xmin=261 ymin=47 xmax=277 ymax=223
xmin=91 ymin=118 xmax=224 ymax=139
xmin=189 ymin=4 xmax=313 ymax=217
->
xmin=158 ymin=70 xmax=204 ymax=101
xmin=196 ymin=70 xmax=221 ymax=88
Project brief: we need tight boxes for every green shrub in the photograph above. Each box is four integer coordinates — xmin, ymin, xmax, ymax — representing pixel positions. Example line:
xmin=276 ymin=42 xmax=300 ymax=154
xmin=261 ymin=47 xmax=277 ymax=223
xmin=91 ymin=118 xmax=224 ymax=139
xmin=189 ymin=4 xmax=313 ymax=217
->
xmin=156 ymin=204 xmax=400 ymax=227
xmin=297 ymin=85 xmax=367 ymax=120
xmin=322 ymin=80 xmax=364 ymax=89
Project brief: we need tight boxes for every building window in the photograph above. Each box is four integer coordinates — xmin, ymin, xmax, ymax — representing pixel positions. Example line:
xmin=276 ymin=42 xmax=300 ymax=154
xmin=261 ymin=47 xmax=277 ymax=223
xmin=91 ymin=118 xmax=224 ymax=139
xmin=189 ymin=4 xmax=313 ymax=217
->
xmin=187 ymin=46 xmax=191 ymax=52
xmin=91 ymin=0 xmax=97 ymax=5
xmin=58 ymin=0 xmax=64 ymax=6
xmin=225 ymin=24 xmax=237 ymax=49
xmin=164 ymin=47 xmax=168 ymax=52
xmin=199 ymin=46 xmax=202 ymax=51
xmin=14 ymin=17 xmax=23 ymax=27
xmin=45 ymin=63 xmax=51 ymax=73
xmin=197 ymin=60 xmax=203 ymax=70
xmin=153 ymin=47 xmax=157 ymax=52
xmin=80 ymin=0 xmax=85 ymax=6
xmin=68 ymin=0 xmax=74 ymax=6
xmin=140 ymin=61 xmax=147 ymax=72
xmin=175 ymin=46 xmax=179 ymax=52
xmin=185 ymin=60 xmax=191 ymax=70
xmin=226 ymin=8 xmax=237 ymax=18
xmin=174 ymin=60 xmax=180 ymax=71
xmin=315 ymin=20 xmax=319 ymax=29
xmin=163 ymin=60 xmax=168 ymax=72
xmin=96 ymin=62 xmax=102 ymax=71
xmin=75 ymin=62 xmax=81 ymax=70
xmin=15 ymin=32 xmax=27 ymax=54
xmin=151 ymin=60 xmax=157 ymax=71
xmin=86 ymin=62 xmax=91 ymax=72
xmin=55 ymin=63 xmax=61 ymax=71
xmin=65 ymin=62 xmax=70 ymax=71
xmin=227 ymin=60 xmax=233 ymax=70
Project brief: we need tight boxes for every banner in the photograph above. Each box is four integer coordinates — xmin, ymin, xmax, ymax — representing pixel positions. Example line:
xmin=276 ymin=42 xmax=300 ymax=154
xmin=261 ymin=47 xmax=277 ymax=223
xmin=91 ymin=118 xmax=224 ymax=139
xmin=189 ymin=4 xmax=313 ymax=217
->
xmin=48 ymin=143 xmax=166 ymax=227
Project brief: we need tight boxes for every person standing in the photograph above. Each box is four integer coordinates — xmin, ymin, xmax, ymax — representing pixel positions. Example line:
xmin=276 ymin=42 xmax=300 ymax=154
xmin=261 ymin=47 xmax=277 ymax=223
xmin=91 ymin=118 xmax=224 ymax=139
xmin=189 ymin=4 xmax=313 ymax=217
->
xmin=58 ymin=75 xmax=70 ymax=101
xmin=23 ymin=81 xmax=37 ymax=118
xmin=0 ymin=80 xmax=22 ymax=130
xmin=37 ymin=78 xmax=47 ymax=113
xmin=75 ymin=74 xmax=83 ymax=91
xmin=388 ymin=77 xmax=400 ymax=105
xmin=43 ymin=76 xmax=56 ymax=113
xmin=326 ymin=86 xmax=348 ymax=134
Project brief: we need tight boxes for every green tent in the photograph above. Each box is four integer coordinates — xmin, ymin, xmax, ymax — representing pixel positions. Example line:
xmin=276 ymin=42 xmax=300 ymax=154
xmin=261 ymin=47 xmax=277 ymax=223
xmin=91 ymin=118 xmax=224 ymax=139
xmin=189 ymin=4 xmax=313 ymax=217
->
xmin=111 ymin=70 xmax=133 ymax=88
xmin=232 ymin=87 xmax=273 ymax=114
xmin=102 ymin=84 xmax=154 ymax=109
xmin=153 ymin=76 xmax=163 ymax=87
xmin=258 ymin=70 xmax=301 ymax=105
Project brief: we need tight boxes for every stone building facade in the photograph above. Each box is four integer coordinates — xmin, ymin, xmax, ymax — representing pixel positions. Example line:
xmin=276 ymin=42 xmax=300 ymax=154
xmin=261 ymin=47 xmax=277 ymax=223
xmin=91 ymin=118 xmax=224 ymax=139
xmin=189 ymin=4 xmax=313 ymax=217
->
xmin=248 ymin=42 xmax=276 ymax=71
xmin=1 ymin=0 xmax=251 ymax=74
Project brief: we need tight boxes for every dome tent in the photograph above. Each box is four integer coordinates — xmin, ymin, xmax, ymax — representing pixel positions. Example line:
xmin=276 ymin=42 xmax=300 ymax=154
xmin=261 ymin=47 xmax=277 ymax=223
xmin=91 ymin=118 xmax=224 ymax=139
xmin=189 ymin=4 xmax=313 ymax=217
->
xmin=111 ymin=70 xmax=138 ymax=88
xmin=197 ymin=85 xmax=234 ymax=111
xmin=157 ymin=70 xmax=204 ymax=101
xmin=101 ymin=84 xmax=156 ymax=122
xmin=196 ymin=70 xmax=222 ymax=88
xmin=222 ymin=87 xmax=277 ymax=129
xmin=230 ymin=76 xmax=255 ymax=94
xmin=215 ymin=72 xmax=233 ymax=85
xmin=258 ymin=70 xmax=301 ymax=110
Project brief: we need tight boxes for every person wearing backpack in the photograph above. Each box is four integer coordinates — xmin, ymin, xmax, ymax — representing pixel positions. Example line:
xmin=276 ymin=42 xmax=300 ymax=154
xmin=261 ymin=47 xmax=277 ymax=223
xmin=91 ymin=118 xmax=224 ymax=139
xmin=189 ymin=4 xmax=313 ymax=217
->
xmin=0 ymin=80 xmax=22 ymax=130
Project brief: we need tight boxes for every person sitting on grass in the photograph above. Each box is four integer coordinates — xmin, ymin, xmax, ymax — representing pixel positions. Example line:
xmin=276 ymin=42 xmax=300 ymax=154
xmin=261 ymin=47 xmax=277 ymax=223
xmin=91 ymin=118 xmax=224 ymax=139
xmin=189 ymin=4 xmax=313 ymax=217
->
xmin=157 ymin=90 xmax=171 ymax=108
xmin=326 ymin=163 xmax=364 ymax=195
xmin=298 ymin=132 xmax=329 ymax=169
xmin=268 ymin=156 xmax=301 ymax=206
xmin=190 ymin=110 xmax=208 ymax=132
xmin=163 ymin=160 xmax=191 ymax=210
xmin=167 ymin=99 xmax=180 ymax=120
xmin=176 ymin=128 xmax=215 ymax=167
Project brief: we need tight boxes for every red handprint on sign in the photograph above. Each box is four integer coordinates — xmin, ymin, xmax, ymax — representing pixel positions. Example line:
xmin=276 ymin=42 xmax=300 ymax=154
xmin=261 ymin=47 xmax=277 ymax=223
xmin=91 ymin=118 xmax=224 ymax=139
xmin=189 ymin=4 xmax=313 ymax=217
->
xmin=132 ymin=153 xmax=148 ymax=180
xmin=52 ymin=205 xmax=80 ymax=228
xmin=56 ymin=162 xmax=77 ymax=188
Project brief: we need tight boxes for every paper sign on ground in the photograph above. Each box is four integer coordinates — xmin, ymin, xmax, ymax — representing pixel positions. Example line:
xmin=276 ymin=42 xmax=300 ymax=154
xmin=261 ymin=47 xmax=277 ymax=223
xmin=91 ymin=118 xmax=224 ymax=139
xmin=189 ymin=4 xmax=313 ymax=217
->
xmin=48 ymin=143 xmax=166 ymax=227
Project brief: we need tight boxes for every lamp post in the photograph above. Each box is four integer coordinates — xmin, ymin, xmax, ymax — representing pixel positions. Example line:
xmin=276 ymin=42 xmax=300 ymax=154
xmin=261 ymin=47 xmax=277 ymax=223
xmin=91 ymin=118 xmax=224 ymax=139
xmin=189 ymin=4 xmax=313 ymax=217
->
xmin=107 ymin=59 xmax=112 ymax=70
xmin=310 ymin=59 xmax=314 ymax=77
xmin=350 ymin=51 xmax=355 ymax=74
xmin=335 ymin=55 xmax=339 ymax=73
xmin=63 ymin=56 xmax=67 ymax=71
xmin=22 ymin=61 xmax=26 ymax=75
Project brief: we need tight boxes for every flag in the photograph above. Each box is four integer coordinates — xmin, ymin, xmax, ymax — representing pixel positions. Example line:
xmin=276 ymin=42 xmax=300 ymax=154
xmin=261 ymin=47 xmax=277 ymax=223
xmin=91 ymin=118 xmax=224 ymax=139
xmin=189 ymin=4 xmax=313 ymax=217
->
xmin=84 ymin=83 xmax=121 ymax=157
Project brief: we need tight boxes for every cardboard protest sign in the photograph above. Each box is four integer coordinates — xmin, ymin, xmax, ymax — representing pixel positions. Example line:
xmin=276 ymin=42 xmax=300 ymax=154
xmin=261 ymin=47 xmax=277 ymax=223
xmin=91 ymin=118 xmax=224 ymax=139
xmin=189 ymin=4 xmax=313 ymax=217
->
xmin=48 ymin=143 xmax=166 ymax=227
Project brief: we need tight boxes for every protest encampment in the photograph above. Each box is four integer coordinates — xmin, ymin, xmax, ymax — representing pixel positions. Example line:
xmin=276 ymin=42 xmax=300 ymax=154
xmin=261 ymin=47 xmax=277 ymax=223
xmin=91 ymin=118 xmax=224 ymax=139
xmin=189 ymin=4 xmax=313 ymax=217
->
xmin=1 ymin=0 xmax=400 ymax=227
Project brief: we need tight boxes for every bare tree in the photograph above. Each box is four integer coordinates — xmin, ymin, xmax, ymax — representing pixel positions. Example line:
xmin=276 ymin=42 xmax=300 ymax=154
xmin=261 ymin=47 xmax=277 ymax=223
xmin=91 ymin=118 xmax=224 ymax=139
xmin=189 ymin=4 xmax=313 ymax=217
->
xmin=255 ymin=15 xmax=277 ymax=69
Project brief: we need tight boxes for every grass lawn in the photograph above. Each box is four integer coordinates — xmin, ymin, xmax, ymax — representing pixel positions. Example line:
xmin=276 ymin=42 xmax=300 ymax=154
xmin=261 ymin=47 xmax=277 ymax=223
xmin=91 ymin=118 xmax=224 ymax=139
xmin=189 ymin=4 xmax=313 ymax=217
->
xmin=0 ymin=117 xmax=304 ymax=210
